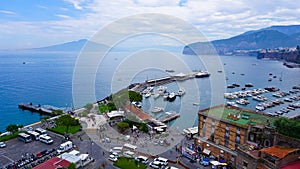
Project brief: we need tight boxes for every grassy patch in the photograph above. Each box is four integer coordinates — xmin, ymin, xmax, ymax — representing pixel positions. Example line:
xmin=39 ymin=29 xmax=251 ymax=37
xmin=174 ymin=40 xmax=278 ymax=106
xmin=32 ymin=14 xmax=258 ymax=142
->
xmin=114 ymin=157 xmax=147 ymax=169
xmin=48 ymin=125 xmax=81 ymax=135
xmin=0 ymin=131 xmax=24 ymax=142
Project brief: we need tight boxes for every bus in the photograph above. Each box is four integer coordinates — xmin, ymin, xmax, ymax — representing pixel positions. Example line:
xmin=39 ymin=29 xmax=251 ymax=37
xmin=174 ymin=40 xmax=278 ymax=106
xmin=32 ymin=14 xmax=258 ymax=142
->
xmin=35 ymin=128 xmax=47 ymax=135
xmin=18 ymin=133 xmax=32 ymax=143
xmin=26 ymin=131 xmax=40 ymax=140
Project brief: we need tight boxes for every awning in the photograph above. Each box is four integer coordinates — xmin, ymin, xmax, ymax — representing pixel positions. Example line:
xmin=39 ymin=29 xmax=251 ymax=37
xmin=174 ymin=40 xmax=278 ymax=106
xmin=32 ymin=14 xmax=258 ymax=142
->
xmin=203 ymin=148 xmax=211 ymax=155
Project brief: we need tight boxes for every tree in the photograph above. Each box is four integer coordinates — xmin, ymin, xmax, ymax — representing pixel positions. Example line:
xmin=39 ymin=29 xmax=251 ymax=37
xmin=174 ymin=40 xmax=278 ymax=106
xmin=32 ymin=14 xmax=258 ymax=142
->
xmin=52 ymin=109 xmax=63 ymax=116
xmin=274 ymin=117 xmax=300 ymax=139
xmin=117 ymin=122 xmax=130 ymax=133
xmin=6 ymin=124 xmax=20 ymax=133
xmin=84 ymin=103 xmax=93 ymax=112
xmin=55 ymin=114 xmax=78 ymax=134
xmin=67 ymin=163 xmax=76 ymax=169
xmin=40 ymin=116 xmax=50 ymax=128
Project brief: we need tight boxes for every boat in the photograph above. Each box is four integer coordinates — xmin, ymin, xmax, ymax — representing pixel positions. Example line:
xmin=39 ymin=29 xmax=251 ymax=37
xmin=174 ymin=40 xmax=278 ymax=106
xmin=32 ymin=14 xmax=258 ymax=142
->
xmin=236 ymin=99 xmax=249 ymax=105
xmin=157 ymin=86 xmax=167 ymax=94
xmin=284 ymin=98 xmax=293 ymax=102
xmin=165 ymin=69 xmax=175 ymax=73
xmin=232 ymin=83 xmax=240 ymax=87
xmin=252 ymin=95 xmax=267 ymax=102
xmin=144 ymin=93 xmax=151 ymax=98
xmin=245 ymin=83 xmax=254 ymax=87
xmin=151 ymin=107 xmax=164 ymax=113
xmin=167 ymin=92 xmax=176 ymax=102
xmin=177 ymin=88 xmax=185 ymax=96
xmin=255 ymin=105 xmax=265 ymax=111
xmin=153 ymin=93 xmax=160 ymax=99
xmin=268 ymin=77 xmax=272 ymax=81
xmin=227 ymin=85 xmax=235 ymax=89
xmin=192 ymin=103 xmax=199 ymax=106
xmin=195 ymin=71 xmax=210 ymax=78
xmin=226 ymin=102 xmax=238 ymax=107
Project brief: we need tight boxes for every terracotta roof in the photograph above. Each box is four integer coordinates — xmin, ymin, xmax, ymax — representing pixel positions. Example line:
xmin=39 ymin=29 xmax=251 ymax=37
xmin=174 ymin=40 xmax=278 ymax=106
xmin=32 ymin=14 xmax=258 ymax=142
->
xmin=260 ymin=146 xmax=299 ymax=159
xmin=33 ymin=157 xmax=70 ymax=169
xmin=124 ymin=104 xmax=151 ymax=121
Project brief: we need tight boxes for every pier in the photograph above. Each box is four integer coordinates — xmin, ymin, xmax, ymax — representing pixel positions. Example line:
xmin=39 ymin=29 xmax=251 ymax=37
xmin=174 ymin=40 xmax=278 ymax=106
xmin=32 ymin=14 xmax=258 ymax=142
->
xmin=18 ymin=103 xmax=67 ymax=115
xmin=131 ymin=72 xmax=209 ymax=93
xmin=159 ymin=113 xmax=180 ymax=123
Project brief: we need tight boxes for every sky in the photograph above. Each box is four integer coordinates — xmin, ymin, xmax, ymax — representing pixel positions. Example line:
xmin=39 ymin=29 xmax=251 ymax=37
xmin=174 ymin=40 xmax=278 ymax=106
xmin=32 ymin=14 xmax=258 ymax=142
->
xmin=0 ymin=0 xmax=300 ymax=50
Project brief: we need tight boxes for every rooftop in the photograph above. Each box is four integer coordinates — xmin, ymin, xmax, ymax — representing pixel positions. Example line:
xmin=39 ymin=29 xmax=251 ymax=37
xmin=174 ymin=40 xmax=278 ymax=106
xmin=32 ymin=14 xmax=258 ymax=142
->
xmin=260 ymin=146 xmax=299 ymax=159
xmin=198 ymin=105 xmax=276 ymax=127
xmin=280 ymin=160 xmax=300 ymax=169
xmin=124 ymin=104 xmax=151 ymax=121
xmin=33 ymin=157 xmax=69 ymax=169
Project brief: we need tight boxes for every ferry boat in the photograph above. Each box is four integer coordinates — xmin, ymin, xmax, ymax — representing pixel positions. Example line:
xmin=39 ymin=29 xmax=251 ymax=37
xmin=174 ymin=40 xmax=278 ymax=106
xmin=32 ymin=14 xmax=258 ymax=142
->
xmin=195 ymin=71 xmax=210 ymax=78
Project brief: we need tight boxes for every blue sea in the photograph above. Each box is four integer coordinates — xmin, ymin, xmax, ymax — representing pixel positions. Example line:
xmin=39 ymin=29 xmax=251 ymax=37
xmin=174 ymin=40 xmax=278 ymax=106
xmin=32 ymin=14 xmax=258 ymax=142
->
xmin=0 ymin=50 xmax=299 ymax=132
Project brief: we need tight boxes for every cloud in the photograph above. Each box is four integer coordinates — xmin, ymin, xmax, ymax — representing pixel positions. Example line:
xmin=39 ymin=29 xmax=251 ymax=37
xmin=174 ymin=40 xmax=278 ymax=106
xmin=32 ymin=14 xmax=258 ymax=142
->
xmin=36 ymin=4 xmax=48 ymax=9
xmin=56 ymin=14 xmax=71 ymax=19
xmin=64 ymin=0 xmax=87 ymax=10
xmin=0 ymin=10 xmax=16 ymax=15
xmin=1 ymin=0 xmax=300 ymax=49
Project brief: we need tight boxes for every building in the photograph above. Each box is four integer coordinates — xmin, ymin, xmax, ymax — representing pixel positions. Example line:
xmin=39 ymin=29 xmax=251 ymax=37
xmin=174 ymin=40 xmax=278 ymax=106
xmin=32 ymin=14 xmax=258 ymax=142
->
xmin=33 ymin=157 xmax=70 ymax=169
xmin=237 ymin=145 xmax=300 ymax=169
xmin=196 ymin=105 xmax=276 ymax=166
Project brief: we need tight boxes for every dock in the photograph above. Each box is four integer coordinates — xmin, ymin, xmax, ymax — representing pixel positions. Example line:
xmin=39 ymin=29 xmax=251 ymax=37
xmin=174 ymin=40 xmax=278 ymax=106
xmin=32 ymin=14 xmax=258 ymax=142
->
xmin=130 ymin=72 xmax=209 ymax=93
xmin=159 ymin=113 xmax=180 ymax=123
xmin=18 ymin=103 xmax=67 ymax=115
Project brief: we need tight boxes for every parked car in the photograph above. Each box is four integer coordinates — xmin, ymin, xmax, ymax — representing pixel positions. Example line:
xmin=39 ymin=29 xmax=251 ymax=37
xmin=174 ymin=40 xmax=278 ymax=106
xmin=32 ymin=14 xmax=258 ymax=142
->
xmin=134 ymin=155 xmax=149 ymax=164
xmin=153 ymin=157 xmax=168 ymax=166
xmin=149 ymin=161 xmax=163 ymax=169
xmin=0 ymin=142 xmax=6 ymax=148
xmin=108 ymin=154 xmax=118 ymax=162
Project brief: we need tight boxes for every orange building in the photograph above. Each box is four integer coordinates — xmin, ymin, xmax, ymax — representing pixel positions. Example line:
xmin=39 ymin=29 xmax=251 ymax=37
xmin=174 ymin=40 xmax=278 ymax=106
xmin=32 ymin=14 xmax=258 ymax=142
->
xmin=196 ymin=105 xmax=276 ymax=166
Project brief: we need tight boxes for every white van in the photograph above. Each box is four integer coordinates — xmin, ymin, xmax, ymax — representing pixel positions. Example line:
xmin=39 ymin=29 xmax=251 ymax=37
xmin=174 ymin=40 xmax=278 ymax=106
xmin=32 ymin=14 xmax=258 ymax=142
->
xmin=39 ymin=135 xmax=53 ymax=144
xmin=110 ymin=147 xmax=123 ymax=154
xmin=123 ymin=151 xmax=135 ymax=158
xmin=154 ymin=157 xmax=168 ymax=166
xmin=57 ymin=141 xmax=73 ymax=153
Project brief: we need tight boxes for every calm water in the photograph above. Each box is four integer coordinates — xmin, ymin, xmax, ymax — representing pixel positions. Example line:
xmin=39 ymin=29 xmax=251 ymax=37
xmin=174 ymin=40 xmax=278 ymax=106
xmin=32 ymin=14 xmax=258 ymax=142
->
xmin=0 ymin=51 xmax=299 ymax=132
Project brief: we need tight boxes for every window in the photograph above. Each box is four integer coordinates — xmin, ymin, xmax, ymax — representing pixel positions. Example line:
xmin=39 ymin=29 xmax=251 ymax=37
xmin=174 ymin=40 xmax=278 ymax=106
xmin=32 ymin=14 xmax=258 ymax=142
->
xmin=237 ymin=127 xmax=240 ymax=134
xmin=243 ymin=161 xmax=248 ymax=167
xmin=225 ymin=131 xmax=229 ymax=139
xmin=225 ymin=140 xmax=229 ymax=147
xmin=236 ymin=135 xmax=240 ymax=144
xmin=226 ymin=123 xmax=229 ymax=130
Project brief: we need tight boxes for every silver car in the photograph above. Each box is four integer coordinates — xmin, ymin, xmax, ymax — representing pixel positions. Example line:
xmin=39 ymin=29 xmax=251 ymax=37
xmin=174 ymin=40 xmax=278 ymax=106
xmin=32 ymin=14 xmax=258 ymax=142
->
xmin=0 ymin=142 xmax=6 ymax=148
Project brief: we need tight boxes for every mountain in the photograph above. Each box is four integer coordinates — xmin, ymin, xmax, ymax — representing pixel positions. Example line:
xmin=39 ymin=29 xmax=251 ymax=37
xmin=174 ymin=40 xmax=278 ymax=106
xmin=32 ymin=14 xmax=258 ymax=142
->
xmin=33 ymin=39 xmax=109 ymax=52
xmin=183 ymin=25 xmax=300 ymax=55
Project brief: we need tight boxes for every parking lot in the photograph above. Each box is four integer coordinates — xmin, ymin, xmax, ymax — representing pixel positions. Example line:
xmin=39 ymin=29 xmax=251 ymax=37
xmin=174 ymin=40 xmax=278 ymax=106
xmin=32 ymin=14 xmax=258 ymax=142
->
xmin=0 ymin=131 xmax=64 ymax=168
